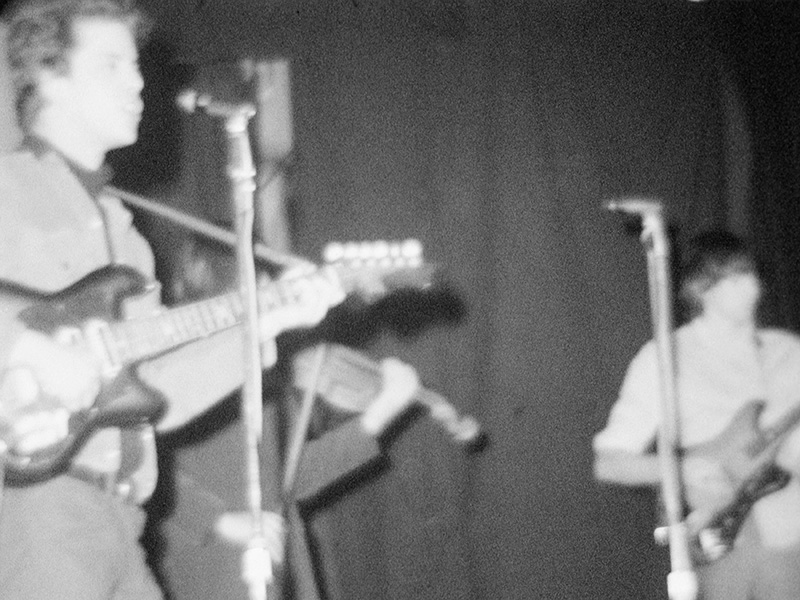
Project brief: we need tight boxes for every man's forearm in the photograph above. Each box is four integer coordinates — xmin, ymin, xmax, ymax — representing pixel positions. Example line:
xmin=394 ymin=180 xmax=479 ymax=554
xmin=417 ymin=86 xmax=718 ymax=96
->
xmin=140 ymin=326 xmax=247 ymax=432
xmin=594 ymin=449 xmax=662 ymax=487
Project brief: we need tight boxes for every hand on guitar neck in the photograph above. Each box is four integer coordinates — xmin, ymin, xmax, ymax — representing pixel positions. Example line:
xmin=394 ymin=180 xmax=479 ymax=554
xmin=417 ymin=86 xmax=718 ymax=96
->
xmin=258 ymin=264 xmax=346 ymax=342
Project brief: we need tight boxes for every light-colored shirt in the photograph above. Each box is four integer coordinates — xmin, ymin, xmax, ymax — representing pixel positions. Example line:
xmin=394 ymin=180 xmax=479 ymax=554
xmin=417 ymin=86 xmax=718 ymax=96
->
xmin=594 ymin=317 xmax=800 ymax=548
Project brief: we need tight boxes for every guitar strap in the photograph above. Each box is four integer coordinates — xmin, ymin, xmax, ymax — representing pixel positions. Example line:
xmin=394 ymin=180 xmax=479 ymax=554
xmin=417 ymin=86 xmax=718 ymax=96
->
xmin=94 ymin=195 xmax=118 ymax=265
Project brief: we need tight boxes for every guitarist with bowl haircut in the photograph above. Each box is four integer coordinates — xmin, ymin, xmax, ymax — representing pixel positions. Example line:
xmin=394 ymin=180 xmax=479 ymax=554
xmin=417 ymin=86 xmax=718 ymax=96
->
xmin=593 ymin=230 xmax=800 ymax=600
xmin=0 ymin=1 xmax=421 ymax=599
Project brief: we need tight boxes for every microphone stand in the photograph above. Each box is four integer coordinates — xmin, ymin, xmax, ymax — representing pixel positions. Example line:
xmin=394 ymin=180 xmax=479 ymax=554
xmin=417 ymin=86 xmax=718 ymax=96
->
xmin=221 ymin=103 xmax=278 ymax=600
xmin=635 ymin=203 xmax=698 ymax=600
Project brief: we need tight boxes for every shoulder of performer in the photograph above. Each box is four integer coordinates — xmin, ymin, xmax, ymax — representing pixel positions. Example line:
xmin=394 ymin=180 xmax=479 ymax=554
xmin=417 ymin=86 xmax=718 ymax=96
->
xmin=0 ymin=148 xmax=39 ymax=211
xmin=758 ymin=327 xmax=800 ymax=356
xmin=0 ymin=148 xmax=75 ymax=219
xmin=616 ymin=323 xmax=695 ymax=394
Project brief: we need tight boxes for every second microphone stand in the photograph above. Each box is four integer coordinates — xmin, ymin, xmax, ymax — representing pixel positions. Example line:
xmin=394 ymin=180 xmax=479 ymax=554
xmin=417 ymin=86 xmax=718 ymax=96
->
xmin=638 ymin=204 xmax=698 ymax=600
xmin=608 ymin=198 xmax=698 ymax=600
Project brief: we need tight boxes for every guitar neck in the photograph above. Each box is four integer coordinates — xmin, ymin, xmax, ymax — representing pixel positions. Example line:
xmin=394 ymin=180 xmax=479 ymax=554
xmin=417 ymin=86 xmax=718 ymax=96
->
xmin=106 ymin=288 xmax=247 ymax=365
xmin=763 ymin=402 xmax=800 ymax=450
xmin=105 ymin=267 xmax=343 ymax=366
xmin=99 ymin=250 xmax=432 ymax=368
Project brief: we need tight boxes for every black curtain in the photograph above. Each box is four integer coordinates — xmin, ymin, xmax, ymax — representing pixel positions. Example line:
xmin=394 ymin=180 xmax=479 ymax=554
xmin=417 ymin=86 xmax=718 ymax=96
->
xmin=111 ymin=2 xmax=800 ymax=599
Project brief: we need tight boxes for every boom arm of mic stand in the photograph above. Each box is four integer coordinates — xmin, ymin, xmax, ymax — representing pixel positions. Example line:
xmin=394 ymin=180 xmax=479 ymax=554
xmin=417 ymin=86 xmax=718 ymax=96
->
xmin=640 ymin=212 xmax=698 ymax=600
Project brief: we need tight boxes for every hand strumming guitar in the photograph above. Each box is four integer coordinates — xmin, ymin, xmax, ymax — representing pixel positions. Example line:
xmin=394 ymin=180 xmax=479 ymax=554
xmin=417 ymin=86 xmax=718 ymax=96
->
xmin=0 ymin=330 xmax=102 ymax=455
xmin=680 ymin=454 xmax=734 ymax=527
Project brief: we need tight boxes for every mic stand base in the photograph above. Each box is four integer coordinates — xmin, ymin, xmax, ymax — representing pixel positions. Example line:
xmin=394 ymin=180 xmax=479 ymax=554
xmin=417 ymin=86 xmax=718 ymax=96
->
xmin=243 ymin=538 xmax=274 ymax=600
xmin=668 ymin=569 xmax=699 ymax=600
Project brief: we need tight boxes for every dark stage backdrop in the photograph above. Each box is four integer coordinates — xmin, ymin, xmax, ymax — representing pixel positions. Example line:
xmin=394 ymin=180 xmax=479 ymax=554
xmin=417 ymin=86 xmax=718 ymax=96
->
xmin=8 ymin=1 xmax=791 ymax=600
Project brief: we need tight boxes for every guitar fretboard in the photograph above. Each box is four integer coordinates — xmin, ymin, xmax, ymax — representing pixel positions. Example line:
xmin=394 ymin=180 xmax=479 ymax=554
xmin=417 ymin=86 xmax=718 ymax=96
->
xmin=108 ymin=289 xmax=246 ymax=365
xmin=90 ymin=253 xmax=429 ymax=370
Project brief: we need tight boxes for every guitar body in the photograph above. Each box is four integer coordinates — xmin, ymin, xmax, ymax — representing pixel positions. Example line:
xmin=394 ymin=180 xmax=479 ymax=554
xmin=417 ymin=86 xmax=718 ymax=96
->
xmin=0 ymin=240 xmax=434 ymax=484
xmin=1 ymin=265 xmax=168 ymax=485
xmin=680 ymin=400 xmax=797 ymax=563
xmin=14 ymin=265 xmax=148 ymax=335
xmin=690 ymin=401 xmax=775 ymax=481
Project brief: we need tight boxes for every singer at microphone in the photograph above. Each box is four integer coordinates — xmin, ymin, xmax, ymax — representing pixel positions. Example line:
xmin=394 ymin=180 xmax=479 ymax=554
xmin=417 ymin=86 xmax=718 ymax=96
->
xmin=176 ymin=88 xmax=257 ymax=118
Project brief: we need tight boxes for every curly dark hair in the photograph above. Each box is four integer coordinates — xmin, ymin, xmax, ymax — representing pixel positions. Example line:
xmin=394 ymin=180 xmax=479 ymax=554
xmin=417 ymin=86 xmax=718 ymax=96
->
xmin=3 ymin=0 xmax=150 ymax=132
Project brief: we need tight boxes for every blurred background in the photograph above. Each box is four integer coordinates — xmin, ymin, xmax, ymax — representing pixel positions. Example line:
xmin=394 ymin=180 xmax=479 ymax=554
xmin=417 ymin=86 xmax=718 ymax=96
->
xmin=2 ymin=1 xmax=800 ymax=599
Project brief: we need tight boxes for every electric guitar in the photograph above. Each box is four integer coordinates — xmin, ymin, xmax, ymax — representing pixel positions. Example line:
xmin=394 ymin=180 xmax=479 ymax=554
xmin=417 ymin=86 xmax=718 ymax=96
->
xmin=657 ymin=399 xmax=800 ymax=563
xmin=0 ymin=240 xmax=435 ymax=485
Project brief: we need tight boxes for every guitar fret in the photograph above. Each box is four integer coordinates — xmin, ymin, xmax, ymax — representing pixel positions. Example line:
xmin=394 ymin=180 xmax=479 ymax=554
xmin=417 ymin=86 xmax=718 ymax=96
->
xmin=174 ymin=307 xmax=192 ymax=341
xmin=112 ymin=320 xmax=145 ymax=365
xmin=173 ymin=306 xmax=205 ymax=344
xmin=139 ymin=318 xmax=162 ymax=358
xmin=198 ymin=301 xmax=217 ymax=333
xmin=93 ymin=247 xmax=428 ymax=366
xmin=169 ymin=310 xmax=189 ymax=343
xmin=181 ymin=305 xmax=205 ymax=340
xmin=106 ymin=296 xmax=235 ymax=364
xmin=229 ymin=294 xmax=244 ymax=323
xmin=206 ymin=294 xmax=236 ymax=329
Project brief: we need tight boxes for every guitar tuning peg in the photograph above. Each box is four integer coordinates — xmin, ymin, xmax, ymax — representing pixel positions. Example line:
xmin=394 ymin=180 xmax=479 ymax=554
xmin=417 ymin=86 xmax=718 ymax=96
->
xmin=323 ymin=239 xmax=425 ymax=266
xmin=323 ymin=242 xmax=344 ymax=263
xmin=400 ymin=239 xmax=423 ymax=260
xmin=349 ymin=243 xmax=368 ymax=262
xmin=371 ymin=241 xmax=390 ymax=259
xmin=357 ymin=242 xmax=373 ymax=260
xmin=388 ymin=242 xmax=408 ymax=260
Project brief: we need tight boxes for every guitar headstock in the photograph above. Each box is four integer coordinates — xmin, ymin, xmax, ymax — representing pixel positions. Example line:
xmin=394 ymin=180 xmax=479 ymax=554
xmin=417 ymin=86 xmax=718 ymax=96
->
xmin=323 ymin=239 xmax=436 ymax=300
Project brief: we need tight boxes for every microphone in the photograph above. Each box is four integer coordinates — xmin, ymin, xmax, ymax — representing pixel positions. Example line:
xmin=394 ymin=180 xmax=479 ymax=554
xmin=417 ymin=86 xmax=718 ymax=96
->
xmin=605 ymin=197 xmax=663 ymax=216
xmin=176 ymin=89 xmax=256 ymax=118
